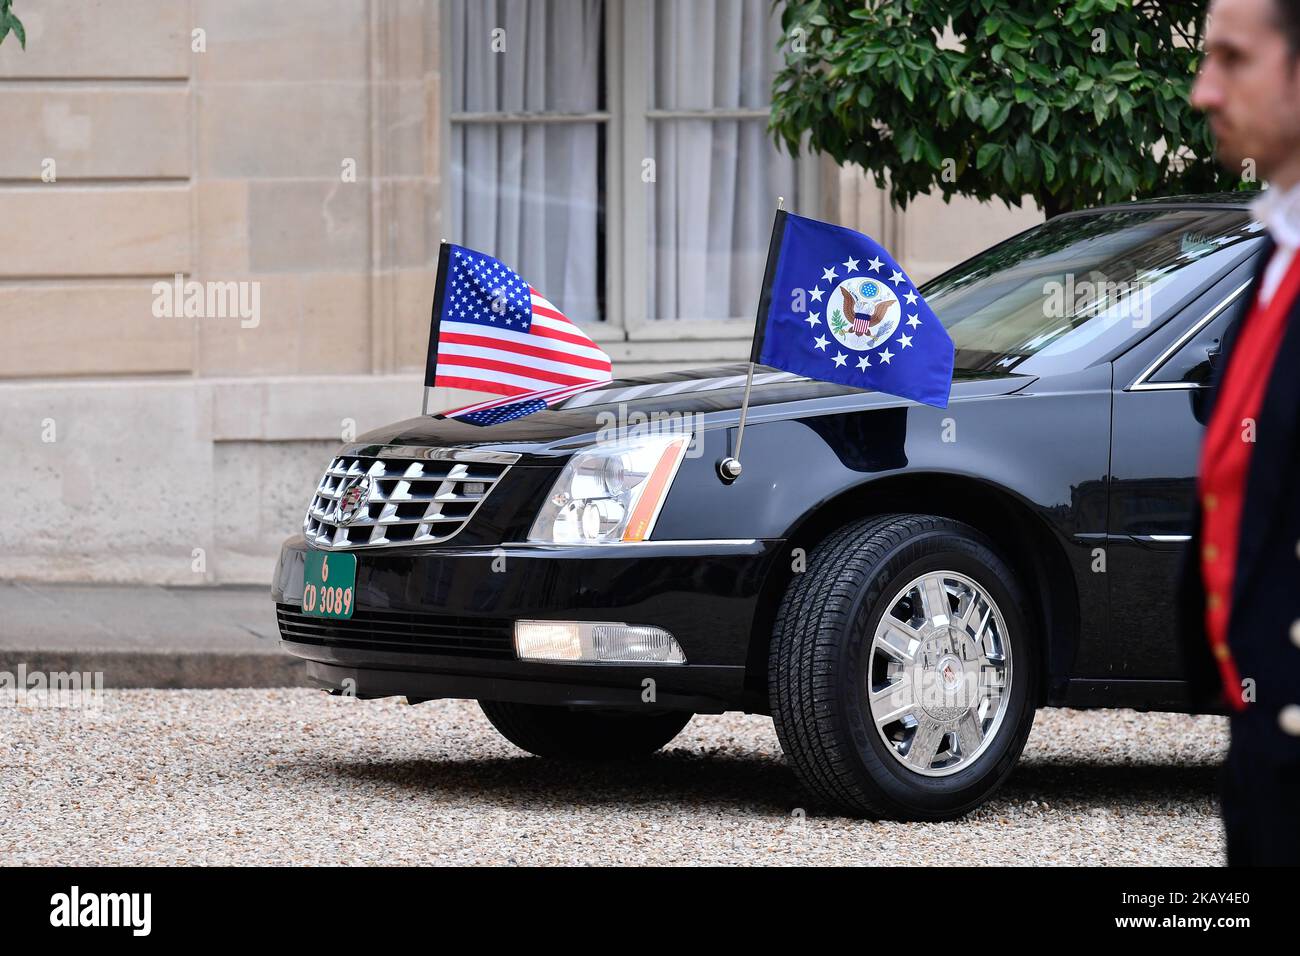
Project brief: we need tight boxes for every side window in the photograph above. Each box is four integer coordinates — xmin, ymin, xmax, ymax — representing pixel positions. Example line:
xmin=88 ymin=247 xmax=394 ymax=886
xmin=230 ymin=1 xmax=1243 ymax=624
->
xmin=1148 ymin=288 xmax=1249 ymax=386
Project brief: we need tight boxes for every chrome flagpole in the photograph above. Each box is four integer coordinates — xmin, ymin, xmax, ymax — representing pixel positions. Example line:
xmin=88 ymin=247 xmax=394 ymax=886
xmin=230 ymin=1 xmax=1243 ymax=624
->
xmin=718 ymin=197 xmax=784 ymax=484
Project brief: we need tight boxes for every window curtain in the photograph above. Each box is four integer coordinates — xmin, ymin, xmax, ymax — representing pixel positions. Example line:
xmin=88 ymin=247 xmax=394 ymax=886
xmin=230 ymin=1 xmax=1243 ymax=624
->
xmin=647 ymin=0 xmax=798 ymax=321
xmin=449 ymin=0 xmax=603 ymax=323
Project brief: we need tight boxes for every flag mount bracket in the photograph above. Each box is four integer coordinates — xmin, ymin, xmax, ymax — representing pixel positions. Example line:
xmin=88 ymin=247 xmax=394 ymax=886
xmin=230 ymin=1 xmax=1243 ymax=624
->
xmin=716 ymin=359 xmax=756 ymax=484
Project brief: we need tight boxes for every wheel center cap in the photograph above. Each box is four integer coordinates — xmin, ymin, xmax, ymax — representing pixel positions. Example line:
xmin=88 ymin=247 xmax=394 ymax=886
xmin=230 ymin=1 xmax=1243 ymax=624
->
xmin=914 ymin=638 xmax=970 ymax=722
xmin=936 ymin=653 xmax=963 ymax=692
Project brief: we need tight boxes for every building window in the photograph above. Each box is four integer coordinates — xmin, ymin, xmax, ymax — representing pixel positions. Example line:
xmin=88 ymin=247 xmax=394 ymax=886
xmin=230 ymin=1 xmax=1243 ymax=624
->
xmin=445 ymin=0 xmax=813 ymax=337
xmin=446 ymin=0 xmax=607 ymax=325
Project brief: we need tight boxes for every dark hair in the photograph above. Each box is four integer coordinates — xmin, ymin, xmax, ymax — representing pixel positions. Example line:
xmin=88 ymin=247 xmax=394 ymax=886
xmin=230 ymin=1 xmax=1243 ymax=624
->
xmin=1272 ymin=0 xmax=1300 ymax=56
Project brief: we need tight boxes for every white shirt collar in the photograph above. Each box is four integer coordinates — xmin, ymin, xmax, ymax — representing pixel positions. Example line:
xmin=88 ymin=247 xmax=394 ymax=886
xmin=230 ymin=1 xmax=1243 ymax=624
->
xmin=1250 ymin=181 xmax=1300 ymax=250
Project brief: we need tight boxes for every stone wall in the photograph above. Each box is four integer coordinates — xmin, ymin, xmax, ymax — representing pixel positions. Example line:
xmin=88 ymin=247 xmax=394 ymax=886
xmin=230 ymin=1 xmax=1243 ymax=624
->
xmin=0 ymin=1 xmax=454 ymax=584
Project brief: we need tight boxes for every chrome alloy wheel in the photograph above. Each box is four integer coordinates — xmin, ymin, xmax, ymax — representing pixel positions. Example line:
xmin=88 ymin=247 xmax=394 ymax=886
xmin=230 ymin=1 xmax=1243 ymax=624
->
xmin=866 ymin=570 xmax=1012 ymax=777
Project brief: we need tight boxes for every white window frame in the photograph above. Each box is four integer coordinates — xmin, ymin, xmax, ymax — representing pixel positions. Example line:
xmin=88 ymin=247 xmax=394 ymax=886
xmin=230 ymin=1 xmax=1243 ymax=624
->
xmin=440 ymin=0 xmax=819 ymax=344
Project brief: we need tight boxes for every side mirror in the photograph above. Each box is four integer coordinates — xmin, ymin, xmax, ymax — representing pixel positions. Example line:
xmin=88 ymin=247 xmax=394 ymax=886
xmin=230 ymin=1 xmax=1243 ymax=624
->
xmin=1206 ymin=342 xmax=1223 ymax=373
xmin=1189 ymin=341 xmax=1223 ymax=425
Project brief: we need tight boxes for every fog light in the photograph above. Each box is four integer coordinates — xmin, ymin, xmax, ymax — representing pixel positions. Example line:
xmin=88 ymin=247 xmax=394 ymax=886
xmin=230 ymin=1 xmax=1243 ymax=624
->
xmin=514 ymin=620 xmax=686 ymax=663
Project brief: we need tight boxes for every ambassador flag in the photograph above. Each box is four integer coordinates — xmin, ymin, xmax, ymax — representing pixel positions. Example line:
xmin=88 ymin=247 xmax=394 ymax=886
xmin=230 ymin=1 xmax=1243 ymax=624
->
xmin=751 ymin=211 xmax=954 ymax=408
xmin=424 ymin=242 xmax=613 ymax=421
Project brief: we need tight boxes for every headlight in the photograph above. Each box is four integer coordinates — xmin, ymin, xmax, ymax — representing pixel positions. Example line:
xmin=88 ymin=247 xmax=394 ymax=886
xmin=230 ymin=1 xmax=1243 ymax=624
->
xmin=528 ymin=433 xmax=690 ymax=544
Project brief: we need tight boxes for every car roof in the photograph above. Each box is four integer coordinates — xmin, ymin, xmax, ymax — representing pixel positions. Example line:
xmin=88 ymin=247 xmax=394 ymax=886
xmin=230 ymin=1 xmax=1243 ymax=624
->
xmin=1052 ymin=192 xmax=1256 ymax=219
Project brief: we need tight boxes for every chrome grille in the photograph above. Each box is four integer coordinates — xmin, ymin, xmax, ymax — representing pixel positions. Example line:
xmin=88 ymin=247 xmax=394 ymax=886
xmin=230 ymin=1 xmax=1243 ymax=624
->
xmin=302 ymin=445 xmax=517 ymax=550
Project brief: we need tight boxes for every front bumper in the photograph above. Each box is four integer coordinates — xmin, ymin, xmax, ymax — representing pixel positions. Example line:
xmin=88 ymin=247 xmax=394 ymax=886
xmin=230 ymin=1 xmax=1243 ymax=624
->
xmin=272 ymin=536 xmax=783 ymax=713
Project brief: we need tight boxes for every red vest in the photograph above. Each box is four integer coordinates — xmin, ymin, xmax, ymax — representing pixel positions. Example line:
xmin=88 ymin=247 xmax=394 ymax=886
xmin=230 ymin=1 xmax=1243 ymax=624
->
xmin=1198 ymin=250 xmax=1300 ymax=711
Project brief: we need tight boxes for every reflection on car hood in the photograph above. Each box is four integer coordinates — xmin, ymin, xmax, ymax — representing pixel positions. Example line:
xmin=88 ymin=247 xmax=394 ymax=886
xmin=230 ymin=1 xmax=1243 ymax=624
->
xmin=355 ymin=364 xmax=1032 ymax=452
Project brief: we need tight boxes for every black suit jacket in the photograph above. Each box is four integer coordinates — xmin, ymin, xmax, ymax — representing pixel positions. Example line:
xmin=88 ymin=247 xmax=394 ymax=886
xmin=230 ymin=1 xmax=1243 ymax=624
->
xmin=1177 ymin=237 xmax=1300 ymax=744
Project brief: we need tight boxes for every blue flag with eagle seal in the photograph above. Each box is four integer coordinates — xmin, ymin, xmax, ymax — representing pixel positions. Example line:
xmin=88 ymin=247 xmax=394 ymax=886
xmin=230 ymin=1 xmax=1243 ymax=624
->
xmin=751 ymin=211 xmax=954 ymax=408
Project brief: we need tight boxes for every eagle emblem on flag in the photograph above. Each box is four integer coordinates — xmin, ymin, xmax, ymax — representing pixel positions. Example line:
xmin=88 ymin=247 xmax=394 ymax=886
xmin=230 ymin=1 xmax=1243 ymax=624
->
xmin=833 ymin=280 xmax=900 ymax=349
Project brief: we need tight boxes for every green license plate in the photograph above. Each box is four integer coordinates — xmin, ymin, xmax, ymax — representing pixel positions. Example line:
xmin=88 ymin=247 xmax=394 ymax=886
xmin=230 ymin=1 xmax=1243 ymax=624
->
xmin=302 ymin=551 xmax=356 ymax=619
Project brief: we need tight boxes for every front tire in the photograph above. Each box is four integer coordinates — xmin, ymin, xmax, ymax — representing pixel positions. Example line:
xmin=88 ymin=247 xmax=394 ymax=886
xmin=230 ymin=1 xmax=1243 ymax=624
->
xmin=479 ymin=700 xmax=692 ymax=760
xmin=769 ymin=514 xmax=1037 ymax=819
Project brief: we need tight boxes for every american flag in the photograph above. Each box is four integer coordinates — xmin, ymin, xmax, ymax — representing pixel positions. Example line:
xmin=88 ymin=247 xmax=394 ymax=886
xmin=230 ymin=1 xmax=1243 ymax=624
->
xmin=444 ymin=380 xmax=608 ymax=426
xmin=424 ymin=243 xmax=612 ymax=424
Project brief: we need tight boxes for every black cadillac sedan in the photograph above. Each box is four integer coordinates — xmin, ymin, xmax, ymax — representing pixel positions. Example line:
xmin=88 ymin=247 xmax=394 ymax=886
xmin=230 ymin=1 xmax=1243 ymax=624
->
xmin=273 ymin=195 xmax=1264 ymax=819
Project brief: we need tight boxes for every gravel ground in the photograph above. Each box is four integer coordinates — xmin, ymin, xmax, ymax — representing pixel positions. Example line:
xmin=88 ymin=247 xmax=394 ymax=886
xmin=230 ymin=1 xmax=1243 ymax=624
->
xmin=1 ymin=689 xmax=1228 ymax=865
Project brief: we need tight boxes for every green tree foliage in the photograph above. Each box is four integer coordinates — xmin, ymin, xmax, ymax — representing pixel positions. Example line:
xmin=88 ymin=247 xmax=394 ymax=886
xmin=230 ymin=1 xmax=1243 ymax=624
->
xmin=770 ymin=0 xmax=1251 ymax=216
xmin=0 ymin=0 xmax=26 ymax=49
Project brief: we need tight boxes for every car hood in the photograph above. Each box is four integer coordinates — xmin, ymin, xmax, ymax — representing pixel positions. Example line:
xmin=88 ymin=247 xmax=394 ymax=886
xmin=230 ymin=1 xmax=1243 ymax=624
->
xmin=355 ymin=364 xmax=1034 ymax=456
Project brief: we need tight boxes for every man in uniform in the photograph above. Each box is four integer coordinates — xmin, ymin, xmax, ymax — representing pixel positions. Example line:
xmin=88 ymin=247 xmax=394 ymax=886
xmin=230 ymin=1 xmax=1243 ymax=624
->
xmin=1184 ymin=0 xmax=1300 ymax=864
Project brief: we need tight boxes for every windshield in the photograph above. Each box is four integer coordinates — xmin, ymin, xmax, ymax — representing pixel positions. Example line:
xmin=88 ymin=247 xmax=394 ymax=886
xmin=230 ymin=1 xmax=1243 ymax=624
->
xmin=921 ymin=207 xmax=1264 ymax=375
